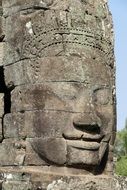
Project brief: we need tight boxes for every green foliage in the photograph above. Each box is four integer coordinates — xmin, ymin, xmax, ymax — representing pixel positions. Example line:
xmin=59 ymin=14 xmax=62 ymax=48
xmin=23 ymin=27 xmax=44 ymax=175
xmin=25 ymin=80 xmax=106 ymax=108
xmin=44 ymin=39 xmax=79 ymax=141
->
xmin=114 ymin=119 xmax=127 ymax=158
xmin=114 ymin=118 xmax=127 ymax=176
xmin=115 ymin=156 xmax=127 ymax=176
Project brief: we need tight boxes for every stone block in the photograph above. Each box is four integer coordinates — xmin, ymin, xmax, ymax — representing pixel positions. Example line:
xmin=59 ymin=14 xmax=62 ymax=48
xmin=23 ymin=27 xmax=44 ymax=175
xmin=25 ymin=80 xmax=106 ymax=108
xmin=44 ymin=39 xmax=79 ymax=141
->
xmin=2 ymin=0 xmax=116 ymax=178
xmin=0 ymin=137 xmax=47 ymax=167
xmin=0 ymin=139 xmax=25 ymax=166
xmin=4 ymin=111 xmax=67 ymax=139
xmin=3 ymin=1 xmax=113 ymax=66
xmin=3 ymin=114 xmax=18 ymax=138
xmin=0 ymin=43 xmax=4 ymax=66
xmin=11 ymin=81 xmax=113 ymax=113
xmin=24 ymin=139 xmax=46 ymax=166
xmin=2 ymin=181 xmax=32 ymax=190
xmin=0 ymin=168 xmax=116 ymax=190
xmin=67 ymin=141 xmax=99 ymax=166
xmin=11 ymin=83 xmax=85 ymax=113
xmin=31 ymin=138 xmax=67 ymax=165
xmin=0 ymin=118 xmax=3 ymax=142
xmin=4 ymin=111 xmax=101 ymax=139
xmin=1 ymin=172 xmax=127 ymax=190
xmin=0 ymin=15 xmax=4 ymax=40
xmin=0 ymin=93 xmax=4 ymax=117
xmin=4 ymin=50 xmax=112 ymax=87
xmin=3 ymin=9 xmax=63 ymax=65
xmin=3 ymin=0 xmax=57 ymax=13
xmin=4 ymin=56 xmax=86 ymax=86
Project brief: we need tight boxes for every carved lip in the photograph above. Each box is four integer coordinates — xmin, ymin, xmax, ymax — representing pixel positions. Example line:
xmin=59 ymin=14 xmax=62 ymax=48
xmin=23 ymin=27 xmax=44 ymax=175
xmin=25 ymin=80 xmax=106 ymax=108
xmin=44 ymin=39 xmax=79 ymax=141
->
xmin=63 ymin=131 xmax=103 ymax=142
xmin=82 ymin=133 xmax=103 ymax=142
xmin=67 ymin=140 xmax=100 ymax=150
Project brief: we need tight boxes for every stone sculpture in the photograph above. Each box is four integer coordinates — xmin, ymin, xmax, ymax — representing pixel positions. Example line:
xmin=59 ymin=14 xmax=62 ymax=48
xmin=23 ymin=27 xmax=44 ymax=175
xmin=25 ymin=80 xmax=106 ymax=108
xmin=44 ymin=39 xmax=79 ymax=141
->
xmin=0 ymin=0 xmax=116 ymax=189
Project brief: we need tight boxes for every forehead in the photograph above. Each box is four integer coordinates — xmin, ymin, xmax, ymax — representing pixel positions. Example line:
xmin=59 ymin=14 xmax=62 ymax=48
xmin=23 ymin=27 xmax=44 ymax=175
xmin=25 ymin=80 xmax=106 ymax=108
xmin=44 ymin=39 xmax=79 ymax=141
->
xmin=36 ymin=55 xmax=112 ymax=87
xmin=5 ymin=54 xmax=112 ymax=88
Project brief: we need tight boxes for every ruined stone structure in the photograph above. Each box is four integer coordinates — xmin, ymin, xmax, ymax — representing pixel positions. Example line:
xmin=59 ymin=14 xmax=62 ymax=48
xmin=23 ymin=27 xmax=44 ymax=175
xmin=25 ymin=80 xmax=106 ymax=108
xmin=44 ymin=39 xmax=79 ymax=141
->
xmin=0 ymin=0 xmax=118 ymax=189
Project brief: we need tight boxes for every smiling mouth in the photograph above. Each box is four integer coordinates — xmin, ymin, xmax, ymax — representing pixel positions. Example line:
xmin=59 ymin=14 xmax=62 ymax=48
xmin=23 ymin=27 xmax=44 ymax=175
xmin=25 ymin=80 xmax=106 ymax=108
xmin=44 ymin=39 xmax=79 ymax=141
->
xmin=63 ymin=131 xmax=105 ymax=151
xmin=63 ymin=131 xmax=103 ymax=141
xmin=66 ymin=140 xmax=100 ymax=150
xmin=64 ymin=133 xmax=111 ymax=162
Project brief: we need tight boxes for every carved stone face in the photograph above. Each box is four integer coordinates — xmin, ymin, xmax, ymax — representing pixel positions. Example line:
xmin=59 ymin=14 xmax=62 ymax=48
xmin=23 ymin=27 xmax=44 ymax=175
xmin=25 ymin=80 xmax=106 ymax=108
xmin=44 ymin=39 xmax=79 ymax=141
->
xmin=3 ymin=0 xmax=115 ymax=173
xmin=9 ymin=43 xmax=115 ymax=171
xmin=21 ymin=55 xmax=115 ymax=169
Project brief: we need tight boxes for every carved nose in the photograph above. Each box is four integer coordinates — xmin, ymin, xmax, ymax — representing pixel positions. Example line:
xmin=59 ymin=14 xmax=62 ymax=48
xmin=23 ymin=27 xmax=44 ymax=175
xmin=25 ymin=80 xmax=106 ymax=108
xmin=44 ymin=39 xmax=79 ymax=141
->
xmin=73 ymin=114 xmax=102 ymax=134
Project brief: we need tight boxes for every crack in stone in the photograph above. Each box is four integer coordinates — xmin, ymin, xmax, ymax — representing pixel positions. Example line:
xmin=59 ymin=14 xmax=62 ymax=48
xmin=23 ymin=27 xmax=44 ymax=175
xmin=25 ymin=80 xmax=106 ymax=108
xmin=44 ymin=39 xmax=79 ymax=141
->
xmin=13 ymin=108 xmax=85 ymax=114
xmin=11 ymin=80 xmax=88 ymax=88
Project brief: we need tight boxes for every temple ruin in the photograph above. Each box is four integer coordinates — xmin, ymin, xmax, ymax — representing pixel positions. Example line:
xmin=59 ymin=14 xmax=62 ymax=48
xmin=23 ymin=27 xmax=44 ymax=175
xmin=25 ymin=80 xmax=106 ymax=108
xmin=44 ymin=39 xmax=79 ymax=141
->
xmin=0 ymin=0 xmax=118 ymax=189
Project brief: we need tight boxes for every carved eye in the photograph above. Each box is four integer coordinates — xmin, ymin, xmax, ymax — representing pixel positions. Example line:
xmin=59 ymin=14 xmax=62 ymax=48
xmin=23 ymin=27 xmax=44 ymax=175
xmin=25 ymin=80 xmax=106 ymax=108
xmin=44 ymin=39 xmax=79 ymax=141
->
xmin=93 ymin=88 xmax=110 ymax=105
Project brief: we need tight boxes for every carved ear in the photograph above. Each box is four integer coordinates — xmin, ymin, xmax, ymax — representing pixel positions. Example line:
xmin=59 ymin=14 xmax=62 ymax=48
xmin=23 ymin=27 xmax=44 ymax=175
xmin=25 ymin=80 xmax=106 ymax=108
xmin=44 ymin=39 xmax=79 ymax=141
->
xmin=31 ymin=138 xmax=67 ymax=165
xmin=99 ymin=134 xmax=111 ymax=162
xmin=99 ymin=142 xmax=108 ymax=162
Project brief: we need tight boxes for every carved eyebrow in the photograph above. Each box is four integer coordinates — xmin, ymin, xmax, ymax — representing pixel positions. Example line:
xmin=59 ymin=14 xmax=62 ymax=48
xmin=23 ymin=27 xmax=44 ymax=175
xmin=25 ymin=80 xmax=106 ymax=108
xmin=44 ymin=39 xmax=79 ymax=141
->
xmin=92 ymin=85 xmax=111 ymax=92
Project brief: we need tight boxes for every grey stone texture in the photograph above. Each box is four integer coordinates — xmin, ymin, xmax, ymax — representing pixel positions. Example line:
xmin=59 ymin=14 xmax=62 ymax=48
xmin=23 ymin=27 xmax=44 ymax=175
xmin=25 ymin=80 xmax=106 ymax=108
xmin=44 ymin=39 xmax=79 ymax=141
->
xmin=0 ymin=43 xmax=4 ymax=66
xmin=0 ymin=0 xmax=119 ymax=189
xmin=0 ymin=168 xmax=127 ymax=190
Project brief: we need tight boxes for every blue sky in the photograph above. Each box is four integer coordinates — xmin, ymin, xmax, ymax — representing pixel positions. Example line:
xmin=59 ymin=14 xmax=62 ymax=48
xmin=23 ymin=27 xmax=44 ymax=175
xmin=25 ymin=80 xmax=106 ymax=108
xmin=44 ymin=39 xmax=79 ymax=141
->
xmin=108 ymin=0 xmax=127 ymax=130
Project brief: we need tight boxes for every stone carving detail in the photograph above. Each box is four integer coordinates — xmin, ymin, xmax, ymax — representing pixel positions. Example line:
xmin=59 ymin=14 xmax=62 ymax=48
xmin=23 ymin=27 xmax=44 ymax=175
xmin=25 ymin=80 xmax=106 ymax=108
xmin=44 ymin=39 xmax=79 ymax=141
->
xmin=22 ymin=26 xmax=111 ymax=57
xmin=46 ymin=180 xmax=103 ymax=190
xmin=1 ymin=0 xmax=116 ymax=179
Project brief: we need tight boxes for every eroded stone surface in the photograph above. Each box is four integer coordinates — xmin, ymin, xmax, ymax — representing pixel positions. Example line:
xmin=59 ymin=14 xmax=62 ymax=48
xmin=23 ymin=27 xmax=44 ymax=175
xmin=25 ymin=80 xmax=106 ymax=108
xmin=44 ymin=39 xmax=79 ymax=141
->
xmin=0 ymin=43 xmax=4 ymax=66
xmin=1 ymin=169 xmax=127 ymax=190
xmin=11 ymin=83 xmax=113 ymax=113
xmin=3 ymin=0 xmax=113 ymax=65
xmin=1 ymin=0 xmax=116 ymax=174
xmin=4 ymin=52 xmax=112 ymax=87
xmin=0 ymin=139 xmax=25 ymax=166
xmin=32 ymin=138 xmax=67 ymax=165
xmin=0 ymin=138 xmax=47 ymax=167
xmin=0 ymin=167 xmax=120 ymax=190
xmin=0 ymin=118 xmax=3 ymax=142
xmin=0 ymin=0 xmax=117 ymax=188
xmin=0 ymin=93 xmax=4 ymax=117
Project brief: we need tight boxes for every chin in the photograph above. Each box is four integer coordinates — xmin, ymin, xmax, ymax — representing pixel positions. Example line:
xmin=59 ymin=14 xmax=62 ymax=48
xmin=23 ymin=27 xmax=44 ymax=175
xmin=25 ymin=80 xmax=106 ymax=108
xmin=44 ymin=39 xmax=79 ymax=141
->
xmin=66 ymin=139 xmax=108 ymax=166
xmin=66 ymin=141 xmax=99 ymax=166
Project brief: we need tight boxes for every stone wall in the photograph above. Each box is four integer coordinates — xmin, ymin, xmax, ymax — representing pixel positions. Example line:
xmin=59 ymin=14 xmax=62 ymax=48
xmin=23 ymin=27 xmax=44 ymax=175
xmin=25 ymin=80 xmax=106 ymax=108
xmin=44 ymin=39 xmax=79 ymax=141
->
xmin=0 ymin=0 xmax=4 ymax=144
xmin=0 ymin=169 xmax=127 ymax=190
xmin=0 ymin=0 xmax=119 ymax=189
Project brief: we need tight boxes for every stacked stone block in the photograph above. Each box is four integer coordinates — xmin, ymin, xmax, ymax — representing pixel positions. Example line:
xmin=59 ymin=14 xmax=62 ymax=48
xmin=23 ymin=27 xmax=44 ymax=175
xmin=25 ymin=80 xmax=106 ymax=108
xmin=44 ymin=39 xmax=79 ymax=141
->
xmin=0 ymin=0 xmax=118 ymax=189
